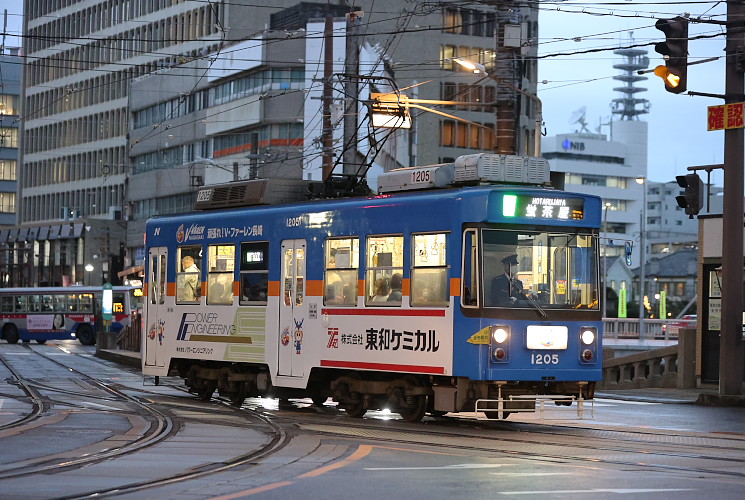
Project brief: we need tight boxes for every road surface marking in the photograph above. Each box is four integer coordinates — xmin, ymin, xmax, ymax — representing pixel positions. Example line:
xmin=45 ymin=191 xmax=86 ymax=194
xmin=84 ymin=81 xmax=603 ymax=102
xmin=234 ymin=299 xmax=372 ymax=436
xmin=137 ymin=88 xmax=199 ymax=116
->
xmin=499 ymin=488 xmax=694 ymax=495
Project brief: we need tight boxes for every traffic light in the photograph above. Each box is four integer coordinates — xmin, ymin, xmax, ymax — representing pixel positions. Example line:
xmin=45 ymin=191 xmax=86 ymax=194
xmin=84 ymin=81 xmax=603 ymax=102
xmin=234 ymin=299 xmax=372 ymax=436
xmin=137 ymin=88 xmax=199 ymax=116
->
xmin=654 ymin=16 xmax=688 ymax=94
xmin=675 ymin=173 xmax=704 ymax=217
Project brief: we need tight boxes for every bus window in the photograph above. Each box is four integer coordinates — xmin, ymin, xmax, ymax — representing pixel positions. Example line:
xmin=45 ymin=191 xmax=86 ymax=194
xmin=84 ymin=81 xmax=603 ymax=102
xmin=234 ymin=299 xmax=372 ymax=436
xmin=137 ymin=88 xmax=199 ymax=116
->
xmin=0 ymin=295 xmax=14 ymax=312
xmin=15 ymin=295 xmax=28 ymax=312
xmin=177 ymin=246 xmax=202 ymax=303
xmin=53 ymin=294 xmax=66 ymax=312
xmin=79 ymin=293 xmax=93 ymax=313
xmin=41 ymin=295 xmax=53 ymax=311
xmin=240 ymin=241 xmax=269 ymax=305
xmin=325 ymin=238 xmax=359 ymax=306
xmin=366 ymin=235 xmax=403 ymax=306
xmin=67 ymin=294 xmax=79 ymax=312
xmin=411 ymin=233 xmax=449 ymax=307
xmin=207 ymin=244 xmax=235 ymax=305
xmin=28 ymin=295 xmax=40 ymax=312
xmin=113 ymin=292 xmax=126 ymax=313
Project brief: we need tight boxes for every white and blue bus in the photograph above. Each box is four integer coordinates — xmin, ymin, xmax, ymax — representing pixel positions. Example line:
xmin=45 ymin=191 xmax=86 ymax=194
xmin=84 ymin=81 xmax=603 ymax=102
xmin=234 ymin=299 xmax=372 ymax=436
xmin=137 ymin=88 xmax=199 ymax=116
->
xmin=0 ymin=285 xmax=142 ymax=345
xmin=143 ymin=155 xmax=602 ymax=420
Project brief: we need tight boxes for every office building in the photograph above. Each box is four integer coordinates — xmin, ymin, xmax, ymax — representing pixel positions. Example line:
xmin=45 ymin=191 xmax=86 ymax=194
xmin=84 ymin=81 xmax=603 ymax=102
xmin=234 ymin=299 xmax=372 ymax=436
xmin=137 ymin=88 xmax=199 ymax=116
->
xmin=6 ymin=1 xmax=538 ymax=285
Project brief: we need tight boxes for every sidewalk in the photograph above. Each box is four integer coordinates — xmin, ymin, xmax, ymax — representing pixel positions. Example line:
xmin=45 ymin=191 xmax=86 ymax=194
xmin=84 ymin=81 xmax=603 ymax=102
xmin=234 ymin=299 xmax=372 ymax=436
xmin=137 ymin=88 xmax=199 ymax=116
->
xmin=96 ymin=348 xmax=745 ymax=407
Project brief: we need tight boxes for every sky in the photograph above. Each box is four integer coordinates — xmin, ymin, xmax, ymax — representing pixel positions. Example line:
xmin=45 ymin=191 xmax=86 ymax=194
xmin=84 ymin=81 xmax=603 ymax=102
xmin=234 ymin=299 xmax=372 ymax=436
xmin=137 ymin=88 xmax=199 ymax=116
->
xmin=0 ymin=0 xmax=730 ymax=186
xmin=538 ymin=0 xmax=727 ymax=186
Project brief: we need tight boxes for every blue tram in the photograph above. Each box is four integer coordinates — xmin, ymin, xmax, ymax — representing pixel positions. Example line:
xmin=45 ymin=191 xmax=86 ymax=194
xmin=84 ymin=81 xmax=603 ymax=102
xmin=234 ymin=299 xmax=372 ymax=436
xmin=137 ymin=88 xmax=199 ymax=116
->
xmin=142 ymin=154 xmax=602 ymax=420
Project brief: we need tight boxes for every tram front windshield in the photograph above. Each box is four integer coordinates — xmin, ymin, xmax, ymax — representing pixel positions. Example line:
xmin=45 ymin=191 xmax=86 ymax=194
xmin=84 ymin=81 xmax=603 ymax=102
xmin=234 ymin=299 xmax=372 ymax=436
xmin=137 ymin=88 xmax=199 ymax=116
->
xmin=482 ymin=229 xmax=599 ymax=310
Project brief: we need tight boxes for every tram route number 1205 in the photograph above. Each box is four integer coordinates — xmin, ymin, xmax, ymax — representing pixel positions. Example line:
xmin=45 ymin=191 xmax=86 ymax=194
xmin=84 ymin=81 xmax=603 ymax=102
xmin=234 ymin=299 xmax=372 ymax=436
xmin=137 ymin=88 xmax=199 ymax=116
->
xmin=531 ymin=353 xmax=559 ymax=365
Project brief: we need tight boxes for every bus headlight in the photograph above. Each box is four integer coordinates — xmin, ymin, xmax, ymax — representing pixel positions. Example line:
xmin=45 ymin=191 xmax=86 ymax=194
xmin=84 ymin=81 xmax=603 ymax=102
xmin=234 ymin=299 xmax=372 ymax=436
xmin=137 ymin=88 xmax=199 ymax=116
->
xmin=491 ymin=325 xmax=509 ymax=344
xmin=581 ymin=328 xmax=596 ymax=345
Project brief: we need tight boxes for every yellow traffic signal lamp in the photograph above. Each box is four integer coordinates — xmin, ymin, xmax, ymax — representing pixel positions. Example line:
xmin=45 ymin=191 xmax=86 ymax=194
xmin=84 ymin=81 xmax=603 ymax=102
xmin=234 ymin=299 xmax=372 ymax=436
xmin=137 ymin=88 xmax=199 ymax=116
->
xmin=654 ymin=16 xmax=689 ymax=94
xmin=653 ymin=65 xmax=681 ymax=89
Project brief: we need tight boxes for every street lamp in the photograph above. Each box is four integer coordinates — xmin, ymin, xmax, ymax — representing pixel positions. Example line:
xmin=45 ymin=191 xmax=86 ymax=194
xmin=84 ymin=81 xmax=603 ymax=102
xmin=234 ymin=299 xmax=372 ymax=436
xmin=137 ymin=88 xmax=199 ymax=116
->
xmin=453 ymin=58 xmax=543 ymax=157
xmin=85 ymin=263 xmax=94 ymax=286
xmin=635 ymin=177 xmax=647 ymax=336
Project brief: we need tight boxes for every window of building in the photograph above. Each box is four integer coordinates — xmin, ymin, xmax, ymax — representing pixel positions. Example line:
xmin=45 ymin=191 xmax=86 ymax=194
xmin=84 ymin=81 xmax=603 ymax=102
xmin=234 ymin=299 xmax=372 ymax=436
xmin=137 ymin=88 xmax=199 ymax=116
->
xmin=176 ymin=246 xmax=202 ymax=304
xmin=0 ymin=128 xmax=18 ymax=148
xmin=411 ymin=233 xmax=449 ymax=307
xmin=325 ymin=238 xmax=359 ymax=306
xmin=440 ymin=45 xmax=455 ymax=70
xmin=240 ymin=241 xmax=269 ymax=305
xmin=207 ymin=244 xmax=235 ymax=305
xmin=0 ymin=94 xmax=19 ymax=116
xmin=443 ymin=8 xmax=462 ymax=34
xmin=0 ymin=193 xmax=15 ymax=213
xmin=366 ymin=235 xmax=404 ymax=306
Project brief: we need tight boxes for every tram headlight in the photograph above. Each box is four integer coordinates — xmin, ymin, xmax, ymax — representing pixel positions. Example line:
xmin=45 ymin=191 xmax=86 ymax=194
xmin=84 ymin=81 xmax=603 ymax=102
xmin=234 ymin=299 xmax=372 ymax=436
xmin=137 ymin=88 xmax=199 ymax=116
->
xmin=580 ymin=328 xmax=596 ymax=345
xmin=491 ymin=325 xmax=509 ymax=344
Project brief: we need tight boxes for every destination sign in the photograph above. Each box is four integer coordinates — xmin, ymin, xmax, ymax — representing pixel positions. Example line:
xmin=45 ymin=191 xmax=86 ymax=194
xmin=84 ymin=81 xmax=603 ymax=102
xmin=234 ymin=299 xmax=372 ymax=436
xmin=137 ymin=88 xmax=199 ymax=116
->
xmin=502 ymin=194 xmax=584 ymax=220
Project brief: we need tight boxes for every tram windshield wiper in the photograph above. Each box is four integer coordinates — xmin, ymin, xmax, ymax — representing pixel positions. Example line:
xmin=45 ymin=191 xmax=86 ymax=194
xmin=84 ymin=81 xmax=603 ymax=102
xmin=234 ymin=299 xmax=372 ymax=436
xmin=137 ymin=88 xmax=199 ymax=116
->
xmin=511 ymin=277 xmax=547 ymax=318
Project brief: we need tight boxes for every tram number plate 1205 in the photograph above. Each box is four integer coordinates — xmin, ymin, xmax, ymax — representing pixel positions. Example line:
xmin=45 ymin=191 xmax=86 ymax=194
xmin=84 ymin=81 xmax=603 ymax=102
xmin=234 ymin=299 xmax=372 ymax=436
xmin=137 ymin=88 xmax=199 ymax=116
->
xmin=531 ymin=354 xmax=559 ymax=365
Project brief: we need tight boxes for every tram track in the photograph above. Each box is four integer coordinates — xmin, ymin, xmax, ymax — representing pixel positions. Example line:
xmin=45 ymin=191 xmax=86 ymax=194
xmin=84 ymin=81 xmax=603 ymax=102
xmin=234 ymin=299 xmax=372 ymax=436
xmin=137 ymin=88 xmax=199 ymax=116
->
xmin=0 ymin=343 xmax=293 ymax=499
xmin=4 ymin=342 xmax=744 ymax=497
xmin=0 ymin=349 xmax=48 ymax=431
xmin=0 ymin=344 xmax=176 ymax=479
xmin=275 ymin=408 xmax=745 ymax=480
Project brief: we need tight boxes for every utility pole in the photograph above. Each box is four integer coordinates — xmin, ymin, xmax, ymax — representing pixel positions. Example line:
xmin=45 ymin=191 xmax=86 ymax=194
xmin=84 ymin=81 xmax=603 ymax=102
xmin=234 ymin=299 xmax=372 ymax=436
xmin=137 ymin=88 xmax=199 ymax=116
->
xmin=322 ymin=16 xmax=334 ymax=182
xmin=343 ymin=11 xmax=362 ymax=176
xmin=719 ymin=1 xmax=745 ymax=395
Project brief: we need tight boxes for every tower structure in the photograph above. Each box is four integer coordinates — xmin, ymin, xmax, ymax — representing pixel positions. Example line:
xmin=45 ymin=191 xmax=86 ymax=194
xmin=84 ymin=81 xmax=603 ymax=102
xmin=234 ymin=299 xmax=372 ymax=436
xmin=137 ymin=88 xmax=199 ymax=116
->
xmin=611 ymin=39 xmax=650 ymax=120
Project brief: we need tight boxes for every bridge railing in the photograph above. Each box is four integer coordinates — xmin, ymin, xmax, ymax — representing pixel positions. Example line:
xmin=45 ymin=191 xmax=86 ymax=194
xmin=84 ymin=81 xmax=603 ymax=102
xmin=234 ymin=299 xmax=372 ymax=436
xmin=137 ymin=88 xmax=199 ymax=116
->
xmin=599 ymin=328 xmax=696 ymax=390
xmin=602 ymin=318 xmax=677 ymax=341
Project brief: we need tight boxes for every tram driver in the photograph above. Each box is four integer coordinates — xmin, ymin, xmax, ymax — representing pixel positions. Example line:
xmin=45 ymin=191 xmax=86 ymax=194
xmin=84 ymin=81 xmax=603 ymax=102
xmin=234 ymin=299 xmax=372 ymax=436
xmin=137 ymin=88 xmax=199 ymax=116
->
xmin=490 ymin=254 xmax=525 ymax=306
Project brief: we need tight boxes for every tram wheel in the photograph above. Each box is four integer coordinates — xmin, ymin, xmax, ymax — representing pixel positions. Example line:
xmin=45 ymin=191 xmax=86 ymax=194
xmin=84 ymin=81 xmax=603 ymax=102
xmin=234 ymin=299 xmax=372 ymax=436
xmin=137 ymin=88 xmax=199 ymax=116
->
xmin=343 ymin=396 xmax=367 ymax=418
xmin=311 ymin=395 xmax=329 ymax=407
xmin=397 ymin=376 xmax=428 ymax=423
xmin=76 ymin=324 xmax=95 ymax=346
xmin=2 ymin=324 xmax=19 ymax=344
xmin=229 ymin=381 xmax=249 ymax=407
xmin=198 ymin=382 xmax=216 ymax=401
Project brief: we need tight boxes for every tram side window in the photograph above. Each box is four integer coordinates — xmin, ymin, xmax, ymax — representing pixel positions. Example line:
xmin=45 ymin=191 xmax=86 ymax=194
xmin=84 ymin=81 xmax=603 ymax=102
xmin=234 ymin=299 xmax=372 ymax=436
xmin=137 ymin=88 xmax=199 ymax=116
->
xmin=411 ymin=233 xmax=449 ymax=307
xmin=325 ymin=238 xmax=359 ymax=306
xmin=177 ymin=246 xmax=202 ymax=304
xmin=240 ymin=241 xmax=269 ymax=305
xmin=207 ymin=244 xmax=235 ymax=305
xmin=366 ymin=235 xmax=404 ymax=306
xmin=461 ymin=229 xmax=478 ymax=306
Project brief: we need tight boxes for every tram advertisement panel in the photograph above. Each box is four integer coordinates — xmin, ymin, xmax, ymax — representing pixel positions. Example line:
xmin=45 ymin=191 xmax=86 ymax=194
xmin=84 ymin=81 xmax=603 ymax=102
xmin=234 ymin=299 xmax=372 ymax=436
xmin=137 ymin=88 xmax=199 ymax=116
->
xmin=318 ymin=309 xmax=453 ymax=375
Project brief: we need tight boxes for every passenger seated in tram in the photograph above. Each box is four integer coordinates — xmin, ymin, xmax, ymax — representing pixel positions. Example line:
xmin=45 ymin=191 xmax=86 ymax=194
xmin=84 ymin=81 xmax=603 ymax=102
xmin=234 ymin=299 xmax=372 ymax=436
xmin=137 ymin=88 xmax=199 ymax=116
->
xmin=370 ymin=277 xmax=391 ymax=302
xmin=387 ymin=273 xmax=403 ymax=303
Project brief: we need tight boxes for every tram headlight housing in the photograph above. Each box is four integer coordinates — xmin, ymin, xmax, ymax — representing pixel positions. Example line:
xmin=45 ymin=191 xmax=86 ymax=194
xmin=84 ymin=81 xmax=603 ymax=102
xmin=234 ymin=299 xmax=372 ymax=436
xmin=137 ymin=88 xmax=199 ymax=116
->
xmin=491 ymin=325 xmax=509 ymax=344
xmin=490 ymin=325 xmax=510 ymax=363
xmin=579 ymin=326 xmax=598 ymax=364
xmin=581 ymin=328 xmax=596 ymax=345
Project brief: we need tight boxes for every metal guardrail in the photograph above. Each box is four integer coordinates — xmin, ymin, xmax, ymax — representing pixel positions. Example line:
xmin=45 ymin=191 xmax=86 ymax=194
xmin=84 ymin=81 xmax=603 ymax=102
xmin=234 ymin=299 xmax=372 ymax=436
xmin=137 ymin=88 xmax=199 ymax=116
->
xmin=115 ymin=311 xmax=141 ymax=352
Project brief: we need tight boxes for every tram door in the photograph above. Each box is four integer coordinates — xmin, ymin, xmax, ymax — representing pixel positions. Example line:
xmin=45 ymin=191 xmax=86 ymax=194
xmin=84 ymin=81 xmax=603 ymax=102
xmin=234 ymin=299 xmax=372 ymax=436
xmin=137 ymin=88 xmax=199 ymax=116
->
xmin=145 ymin=247 xmax=167 ymax=368
xmin=278 ymin=239 xmax=308 ymax=377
